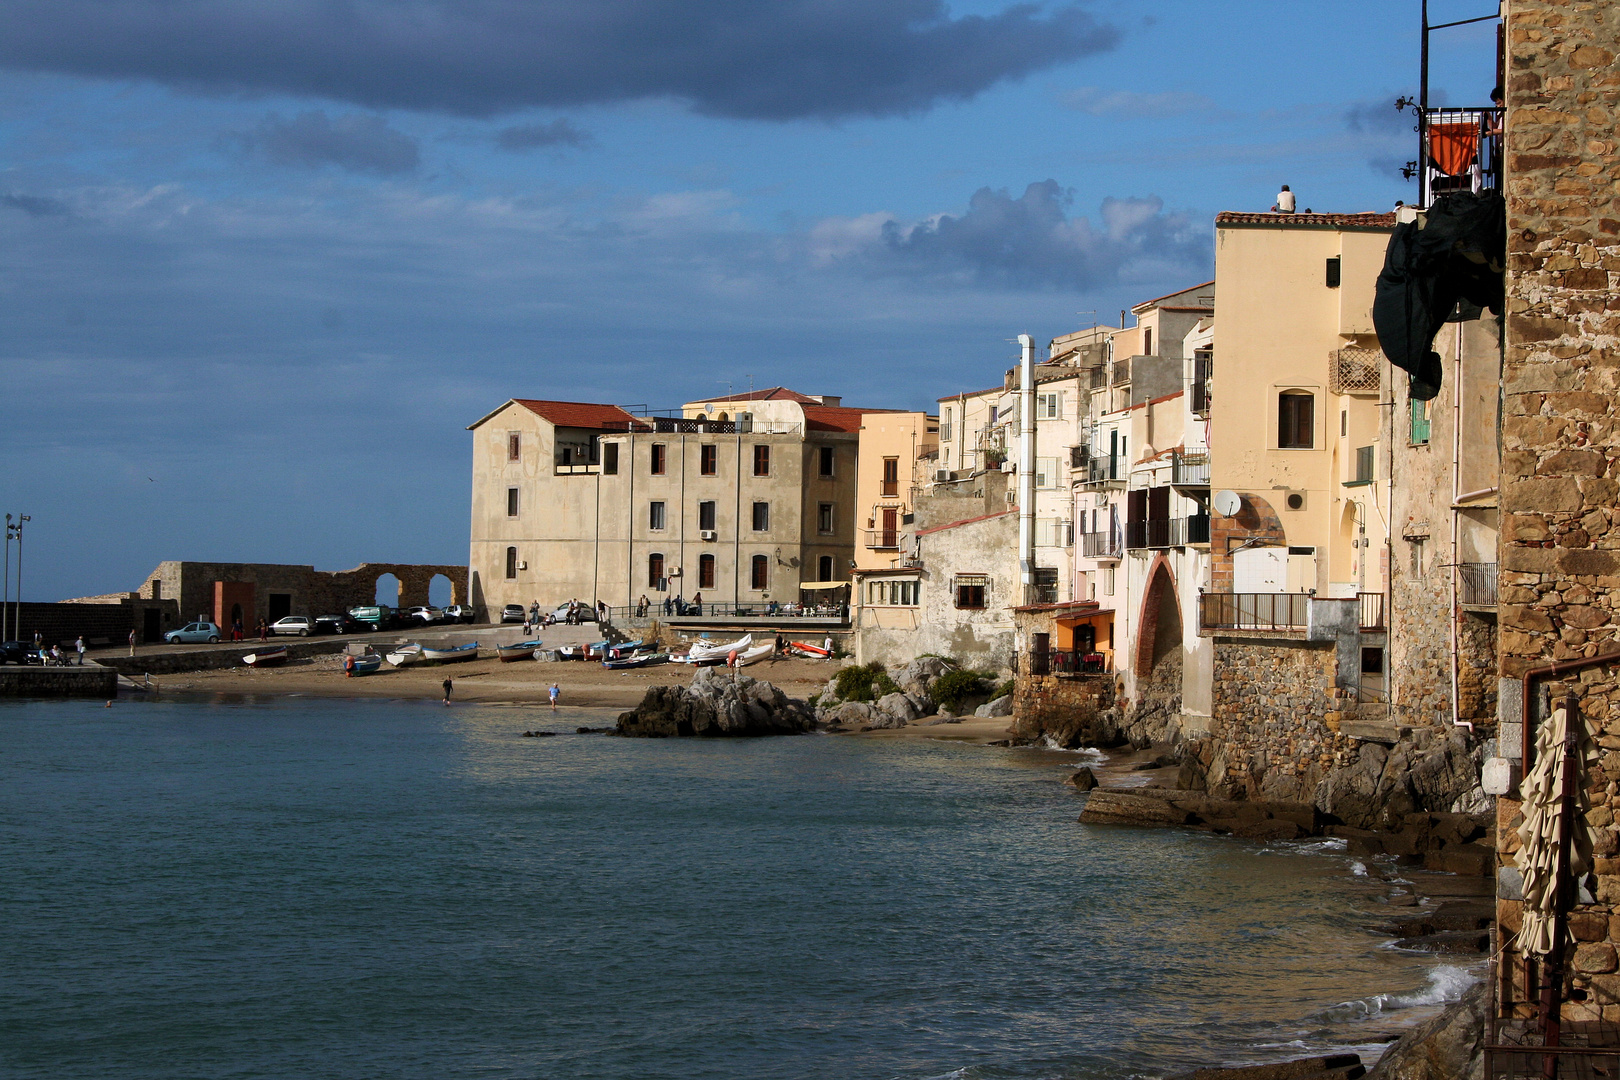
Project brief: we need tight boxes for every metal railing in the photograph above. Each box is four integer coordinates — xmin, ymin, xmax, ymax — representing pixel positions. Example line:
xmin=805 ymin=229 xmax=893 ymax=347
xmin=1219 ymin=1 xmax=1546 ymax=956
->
xmin=1069 ymin=444 xmax=1090 ymax=468
xmin=1028 ymin=648 xmax=1109 ymax=676
xmin=1418 ymin=106 xmax=1503 ymax=206
xmin=1081 ymin=455 xmax=1127 ymax=487
xmin=1081 ymin=529 xmax=1122 ymax=560
xmin=1171 ymin=450 xmax=1210 ymax=487
xmin=1125 ymin=514 xmax=1210 ymax=550
xmin=1458 ymin=562 xmax=1497 ymax=608
xmin=1089 ymin=368 xmax=1108 ymax=390
xmin=554 ymin=462 xmax=598 ymax=475
xmin=611 ymin=600 xmax=848 ymax=621
xmin=862 ymin=529 xmax=901 ymax=551
xmin=603 ymin=418 xmax=804 ymax=436
xmin=1358 ymin=592 xmax=1386 ymax=630
xmin=1199 ymin=592 xmax=1310 ymax=630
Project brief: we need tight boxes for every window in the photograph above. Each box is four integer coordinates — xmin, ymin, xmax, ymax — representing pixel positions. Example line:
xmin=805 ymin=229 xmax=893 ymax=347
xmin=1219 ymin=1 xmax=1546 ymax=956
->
xmin=603 ymin=442 xmax=619 ymax=475
xmin=1278 ymin=390 xmax=1314 ymax=449
xmin=954 ymin=574 xmax=988 ymax=609
xmin=1326 ymin=256 xmax=1342 ymax=288
xmin=505 ymin=547 xmax=518 ymax=579
xmin=752 ymin=502 xmax=770 ymax=531
xmin=1355 ymin=445 xmax=1375 ymax=483
xmin=507 ymin=432 xmax=521 ymax=462
xmin=648 ymin=553 xmax=664 ymax=588
xmin=942 ymin=407 xmax=953 ymax=443
xmin=867 ymin=580 xmax=918 ymax=605
xmin=819 ymin=446 xmax=835 ymax=478
xmin=651 ymin=443 xmax=666 ymax=475
xmin=699 ymin=500 xmax=716 ymax=532
xmin=750 ymin=554 xmax=769 ymax=590
xmin=699 ymin=553 xmax=716 ymax=589
xmin=1104 ymin=567 xmax=1115 ymax=596
xmin=649 ymin=501 xmax=666 ymax=531
xmin=1143 ymin=328 xmax=1153 ymax=356
xmin=1340 ymin=409 xmax=1348 ymax=438
xmin=700 ymin=444 xmax=717 ymax=475
xmin=817 ymin=503 xmax=834 ymax=535
xmin=818 ymin=555 xmax=833 ymax=581
xmin=881 ymin=457 xmax=899 ymax=496
xmin=753 ymin=444 xmax=770 ymax=476
xmin=506 ymin=487 xmax=520 ymax=517
xmin=1037 ymin=391 xmax=1062 ymax=419
xmin=1410 ymin=396 xmax=1431 ymax=445
xmin=1035 ymin=457 xmax=1059 ymax=489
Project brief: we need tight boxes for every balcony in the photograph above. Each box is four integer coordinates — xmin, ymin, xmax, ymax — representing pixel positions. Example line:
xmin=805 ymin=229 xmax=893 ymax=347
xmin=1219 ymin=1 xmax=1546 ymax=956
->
xmin=1171 ymin=450 xmax=1210 ymax=487
xmin=1081 ymin=530 xmax=1122 ymax=560
xmin=1080 ymin=455 xmax=1127 ymax=488
xmin=1359 ymin=592 xmax=1386 ymax=631
xmin=604 ymin=417 xmax=803 ymax=436
xmin=1328 ymin=348 xmax=1382 ymax=397
xmin=863 ymin=529 xmax=901 ymax=551
xmin=1069 ymin=444 xmax=1090 ymax=469
xmin=1200 ymin=592 xmax=1310 ymax=631
xmin=1027 ymin=646 xmax=1109 ymax=677
xmin=1125 ymin=514 xmax=1210 ymax=550
xmin=1088 ymin=368 xmax=1109 ymax=391
xmin=1458 ymin=563 xmax=1497 ymax=608
xmin=1418 ymin=107 xmax=1503 ymax=207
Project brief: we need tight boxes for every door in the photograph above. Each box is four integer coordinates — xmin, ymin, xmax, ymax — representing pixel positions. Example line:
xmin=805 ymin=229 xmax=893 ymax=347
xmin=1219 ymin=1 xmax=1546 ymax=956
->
xmin=1232 ymin=547 xmax=1292 ymax=628
xmin=880 ymin=508 xmax=898 ymax=549
xmin=142 ymin=609 xmax=161 ymax=643
xmin=268 ymin=593 xmax=292 ymax=622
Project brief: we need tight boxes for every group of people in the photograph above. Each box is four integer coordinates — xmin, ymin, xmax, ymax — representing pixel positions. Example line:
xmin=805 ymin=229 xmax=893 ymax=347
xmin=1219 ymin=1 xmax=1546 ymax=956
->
xmin=28 ymin=632 xmax=87 ymax=666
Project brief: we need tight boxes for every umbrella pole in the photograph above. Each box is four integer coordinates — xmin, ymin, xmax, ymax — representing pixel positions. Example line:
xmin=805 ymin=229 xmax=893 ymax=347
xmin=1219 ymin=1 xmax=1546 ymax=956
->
xmin=1540 ymin=696 xmax=1582 ymax=1077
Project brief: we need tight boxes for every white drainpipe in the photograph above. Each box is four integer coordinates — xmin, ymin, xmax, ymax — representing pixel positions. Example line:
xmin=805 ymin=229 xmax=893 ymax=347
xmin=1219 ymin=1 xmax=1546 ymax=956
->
xmin=1018 ymin=333 xmax=1036 ymax=595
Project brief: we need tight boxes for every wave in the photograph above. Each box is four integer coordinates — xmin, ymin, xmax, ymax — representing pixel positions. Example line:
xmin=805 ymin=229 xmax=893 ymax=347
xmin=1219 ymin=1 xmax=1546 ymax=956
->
xmin=1309 ymin=965 xmax=1479 ymax=1023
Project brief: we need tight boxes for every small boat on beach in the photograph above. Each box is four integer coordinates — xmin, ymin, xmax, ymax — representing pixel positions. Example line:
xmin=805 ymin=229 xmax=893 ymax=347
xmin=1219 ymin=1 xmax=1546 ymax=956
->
xmin=386 ymin=644 xmax=424 ymax=667
xmin=495 ymin=640 xmax=543 ymax=662
xmin=668 ymin=650 xmax=725 ymax=666
xmin=729 ymin=643 xmax=774 ymax=667
xmin=422 ymin=643 xmax=481 ymax=663
xmin=602 ymin=652 xmax=667 ymax=669
xmin=346 ymin=654 xmax=383 ymax=676
xmin=686 ymin=634 xmax=751 ymax=662
xmin=242 ymin=646 xmax=289 ymax=668
xmin=786 ymin=641 xmax=831 ymax=658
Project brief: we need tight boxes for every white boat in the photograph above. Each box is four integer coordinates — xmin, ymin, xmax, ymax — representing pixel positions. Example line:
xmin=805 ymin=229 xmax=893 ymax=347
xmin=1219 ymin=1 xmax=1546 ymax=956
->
xmin=730 ymin=643 xmax=774 ymax=667
xmin=422 ymin=643 xmax=480 ymax=663
xmin=686 ymin=634 xmax=752 ymax=661
xmin=386 ymin=644 xmax=424 ymax=667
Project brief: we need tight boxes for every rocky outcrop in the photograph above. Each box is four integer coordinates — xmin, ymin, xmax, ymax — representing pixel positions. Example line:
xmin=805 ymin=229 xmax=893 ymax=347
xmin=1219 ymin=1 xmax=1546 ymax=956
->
xmin=816 ymin=656 xmax=966 ymax=727
xmin=616 ymin=668 xmax=814 ymax=737
xmin=1078 ymin=788 xmax=1320 ymax=839
xmin=1167 ymin=1053 xmax=1366 ymax=1080
xmin=893 ymin=656 xmax=956 ymax=711
xmin=974 ymin=694 xmax=1012 ymax=718
xmin=1364 ymin=980 xmax=1485 ymax=1080
xmin=1312 ymin=728 xmax=1486 ymax=830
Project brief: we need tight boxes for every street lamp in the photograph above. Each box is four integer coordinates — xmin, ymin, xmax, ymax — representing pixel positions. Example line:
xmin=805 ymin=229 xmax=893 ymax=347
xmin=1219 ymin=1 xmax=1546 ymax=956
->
xmin=9 ymin=515 xmax=28 ymax=644
xmin=3 ymin=514 xmax=11 ymax=641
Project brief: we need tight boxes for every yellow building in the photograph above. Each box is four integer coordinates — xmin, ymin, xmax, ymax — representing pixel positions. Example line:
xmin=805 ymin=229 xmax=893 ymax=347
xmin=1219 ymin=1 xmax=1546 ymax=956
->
xmin=852 ymin=411 xmax=938 ymax=573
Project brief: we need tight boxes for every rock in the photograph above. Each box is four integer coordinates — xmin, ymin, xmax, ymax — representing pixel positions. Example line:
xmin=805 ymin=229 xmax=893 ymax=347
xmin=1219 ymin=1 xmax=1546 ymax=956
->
xmin=1166 ymin=1053 xmax=1365 ymax=1080
xmin=1152 ymin=752 xmax=1179 ymax=768
xmin=1130 ymin=760 xmax=1163 ymax=771
xmin=1078 ymin=789 xmax=1196 ymax=827
xmin=1364 ymin=979 xmax=1485 ymax=1080
xmin=974 ymin=694 xmax=1012 ymax=718
xmin=1235 ymin=819 xmax=1304 ymax=841
xmin=826 ymin=701 xmax=877 ymax=727
xmin=871 ymin=691 xmax=919 ymax=728
xmin=1066 ymin=767 xmax=1098 ymax=791
xmin=893 ymin=655 xmax=956 ymax=705
xmin=616 ymin=668 xmax=814 ymax=737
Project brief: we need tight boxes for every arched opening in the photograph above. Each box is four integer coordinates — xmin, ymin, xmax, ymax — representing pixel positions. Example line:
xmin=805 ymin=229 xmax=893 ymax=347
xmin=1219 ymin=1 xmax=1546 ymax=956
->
xmin=429 ymin=573 xmax=453 ymax=607
xmin=1134 ymin=559 xmax=1182 ymax=680
xmin=1333 ymin=501 xmax=1359 ymax=586
xmin=375 ymin=573 xmax=401 ymax=607
xmin=229 ymin=603 xmax=243 ymax=633
xmin=717 ymin=412 xmax=729 ymax=422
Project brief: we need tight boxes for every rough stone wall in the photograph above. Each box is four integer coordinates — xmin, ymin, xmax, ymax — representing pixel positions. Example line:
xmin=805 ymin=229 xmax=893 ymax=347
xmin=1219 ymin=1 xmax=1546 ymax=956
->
xmin=1012 ymin=673 xmax=1114 ymax=746
xmin=137 ymin=561 xmax=467 ymax=626
xmin=1457 ymin=613 xmax=1499 ymax=724
xmin=1391 ymin=574 xmax=1453 ymax=727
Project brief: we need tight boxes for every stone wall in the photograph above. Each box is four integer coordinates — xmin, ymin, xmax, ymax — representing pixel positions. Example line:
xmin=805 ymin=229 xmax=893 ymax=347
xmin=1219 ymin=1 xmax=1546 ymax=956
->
xmin=0 ymin=666 xmax=119 ymax=697
xmin=1013 ymin=673 xmax=1115 ymax=746
xmin=1391 ymin=575 xmax=1454 ymax=727
xmin=6 ymin=599 xmax=178 ymax=649
xmin=138 ymin=561 xmax=467 ymax=628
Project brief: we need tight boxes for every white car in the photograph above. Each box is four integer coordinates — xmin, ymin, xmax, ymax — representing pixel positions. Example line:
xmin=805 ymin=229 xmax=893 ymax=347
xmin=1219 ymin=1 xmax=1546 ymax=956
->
xmin=270 ymin=616 xmax=314 ymax=637
xmin=404 ymin=606 xmax=444 ymax=624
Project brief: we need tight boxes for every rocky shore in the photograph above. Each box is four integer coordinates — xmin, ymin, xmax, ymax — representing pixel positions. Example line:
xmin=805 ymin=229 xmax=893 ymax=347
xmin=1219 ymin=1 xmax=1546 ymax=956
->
xmin=615 ymin=667 xmax=815 ymax=736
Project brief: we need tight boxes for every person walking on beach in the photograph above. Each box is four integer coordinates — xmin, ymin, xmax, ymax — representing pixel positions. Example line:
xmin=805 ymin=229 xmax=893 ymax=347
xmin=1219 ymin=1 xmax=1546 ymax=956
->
xmin=129 ymin=628 xmax=137 ymax=656
xmin=549 ymin=683 xmax=560 ymax=711
xmin=442 ymin=677 xmax=453 ymax=705
xmin=522 ymin=612 xmax=532 ymax=637
xmin=75 ymin=636 xmax=85 ymax=665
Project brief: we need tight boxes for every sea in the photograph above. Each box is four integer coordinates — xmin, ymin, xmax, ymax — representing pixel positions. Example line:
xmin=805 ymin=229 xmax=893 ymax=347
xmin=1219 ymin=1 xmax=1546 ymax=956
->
xmin=0 ymin=696 xmax=1477 ymax=1080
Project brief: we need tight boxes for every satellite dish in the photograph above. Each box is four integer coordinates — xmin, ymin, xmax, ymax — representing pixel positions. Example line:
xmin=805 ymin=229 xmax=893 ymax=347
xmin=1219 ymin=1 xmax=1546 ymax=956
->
xmin=1213 ymin=489 xmax=1242 ymax=517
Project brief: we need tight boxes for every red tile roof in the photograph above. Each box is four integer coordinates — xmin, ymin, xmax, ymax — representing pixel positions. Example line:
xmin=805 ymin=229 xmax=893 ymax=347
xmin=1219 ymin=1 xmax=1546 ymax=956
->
xmin=915 ymin=508 xmax=1018 ymax=537
xmin=804 ymin=405 xmax=904 ymax=432
xmin=699 ymin=387 xmax=820 ymax=404
xmin=1131 ymin=280 xmax=1215 ymax=312
xmin=514 ymin=399 xmax=638 ymax=430
xmin=1215 ymin=211 xmax=1396 ymax=229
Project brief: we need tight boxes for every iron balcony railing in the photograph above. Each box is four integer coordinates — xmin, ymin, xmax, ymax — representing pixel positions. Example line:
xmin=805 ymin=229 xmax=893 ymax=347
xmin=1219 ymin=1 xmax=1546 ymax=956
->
xmin=1088 ymin=368 xmax=1108 ymax=390
xmin=862 ymin=529 xmax=901 ymax=551
xmin=1081 ymin=529 xmax=1122 ymax=560
xmin=610 ymin=599 xmax=849 ymax=621
xmin=1417 ymin=106 xmax=1503 ymax=206
xmin=1199 ymin=592 xmax=1310 ymax=630
xmin=1069 ymin=444 xmax=1090 ymax=468
xmin=1358 ymin=592 xmax=1386 ymax=631
xmin=1027 ymin=647 xmax=1109 ymax=677
xmin=604 ymin=418 xmax=804 ymax=436
xmin=1125 ymin=514 xmax=1210 ymax=550
xmin=1171 ymin=450 xmax=1210 ymax=487
xmin=1458 ymin=562 xmax=1497 ymax=608
xmin=1082 ymin=455 xmax=1127 ymax=487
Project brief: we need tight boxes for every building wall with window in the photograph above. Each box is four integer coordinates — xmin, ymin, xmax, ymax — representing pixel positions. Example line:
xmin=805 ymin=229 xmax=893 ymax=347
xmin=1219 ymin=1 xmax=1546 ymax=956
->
xmin=853 ymin=412 xmax=938 ymax=573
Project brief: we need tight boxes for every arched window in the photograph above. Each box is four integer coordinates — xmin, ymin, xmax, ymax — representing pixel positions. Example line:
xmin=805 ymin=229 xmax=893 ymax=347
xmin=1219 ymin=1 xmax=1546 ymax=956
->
xmin=649 ymin=553 xmax=665 ymax=589
xmin=750 ymin=554 xmax=769 ymax=590
xmin=505 ymin=547 xmax=518 ymax=579
xmin=698 ymin=554 xmax=716 ymax=589
xmin=818 ymin=555 xmax=833 ymax=581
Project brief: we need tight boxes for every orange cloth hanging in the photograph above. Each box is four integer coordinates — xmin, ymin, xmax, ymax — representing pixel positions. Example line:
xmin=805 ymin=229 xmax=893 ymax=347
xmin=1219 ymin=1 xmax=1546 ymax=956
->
xmin=1428 ymin=122 xmax=1480 ymax=176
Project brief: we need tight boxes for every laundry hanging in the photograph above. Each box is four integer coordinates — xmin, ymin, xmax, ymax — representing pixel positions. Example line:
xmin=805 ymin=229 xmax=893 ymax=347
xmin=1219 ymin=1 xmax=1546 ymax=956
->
xmin=1428 ymin=121 xmax=1481 ymax=176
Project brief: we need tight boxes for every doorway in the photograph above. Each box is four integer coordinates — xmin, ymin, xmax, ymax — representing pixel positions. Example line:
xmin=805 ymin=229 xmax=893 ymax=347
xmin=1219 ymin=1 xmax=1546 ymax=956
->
xmin=268 ymin=594 xmax=292 ymax=622
xmin=142 ymin=609 xmax=161 ymax=643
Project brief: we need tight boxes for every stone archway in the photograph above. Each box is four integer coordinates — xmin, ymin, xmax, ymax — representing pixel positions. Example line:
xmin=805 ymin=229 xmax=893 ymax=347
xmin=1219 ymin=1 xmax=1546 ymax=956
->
xmin=1134 ymin=555 xmax=1181 ymax=680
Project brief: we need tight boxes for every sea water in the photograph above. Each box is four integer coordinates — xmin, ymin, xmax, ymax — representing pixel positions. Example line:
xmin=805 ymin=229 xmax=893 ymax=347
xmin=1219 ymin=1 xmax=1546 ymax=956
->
xmin=0 ymin=696 xmax=1473 ymax=1080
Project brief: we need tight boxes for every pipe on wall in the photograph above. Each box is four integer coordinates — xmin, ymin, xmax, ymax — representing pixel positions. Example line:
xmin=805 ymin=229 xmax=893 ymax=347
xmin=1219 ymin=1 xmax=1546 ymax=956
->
xmin=1018 ymin=334 xmax=1036 ymax=592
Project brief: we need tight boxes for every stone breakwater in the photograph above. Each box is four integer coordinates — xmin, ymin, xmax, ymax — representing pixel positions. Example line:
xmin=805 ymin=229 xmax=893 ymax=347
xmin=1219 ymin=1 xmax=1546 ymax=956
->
xmin=615 ymin=667 xmax=814 ymax=737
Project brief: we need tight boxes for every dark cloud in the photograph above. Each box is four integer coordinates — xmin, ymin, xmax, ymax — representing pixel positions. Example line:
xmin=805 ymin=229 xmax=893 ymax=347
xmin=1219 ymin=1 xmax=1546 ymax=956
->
xmin=239 ymin=111 xmax=419 ymax=175
xmin=495 ymin=119 xmax=593 ymax=152
xmin=876 ymin=181 xmax=1208 ymax=290
xmin=0 ymin=1 xmax=1119 ymax=121
xmin=2 ymin=193 xmax=69 ymax=217
xmin=1344 ymin=98 xmax=1417 ymax=135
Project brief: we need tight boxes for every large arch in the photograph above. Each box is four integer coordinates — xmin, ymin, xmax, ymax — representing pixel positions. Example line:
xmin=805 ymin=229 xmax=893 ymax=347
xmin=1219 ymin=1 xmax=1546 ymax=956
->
xmin=1134 ymin=554 xmax=1182 ymax=680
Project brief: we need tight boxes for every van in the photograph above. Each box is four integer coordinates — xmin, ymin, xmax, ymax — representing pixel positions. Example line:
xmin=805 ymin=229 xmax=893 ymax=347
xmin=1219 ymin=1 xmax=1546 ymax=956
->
xmin=347 ymin=605 xmax=397 ymax=631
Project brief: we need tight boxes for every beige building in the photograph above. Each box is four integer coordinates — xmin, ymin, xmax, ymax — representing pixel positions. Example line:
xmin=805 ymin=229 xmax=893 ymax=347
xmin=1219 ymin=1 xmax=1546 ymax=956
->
xmin=468 ymin=389 xmax=887 ymax=618
xmin=852 ymin=411 xmax=938 ymax=574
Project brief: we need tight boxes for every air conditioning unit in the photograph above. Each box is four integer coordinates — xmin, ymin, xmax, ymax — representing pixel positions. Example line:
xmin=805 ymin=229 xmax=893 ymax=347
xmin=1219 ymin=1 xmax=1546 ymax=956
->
xmin=700 ymin=530 xmax=717 ymax=541
xmin=517 ymin=561 xmax=527 ymax=570
xmin=933 ymin=468 xmax=954 ymax=483
xmin=1283 ymin=490 xmax=1307 ymax=511
xmin=1000 ymin=460 xmax=1016 ymax=473
xmin=1095 ymin=492 xmax=1109 ymax=508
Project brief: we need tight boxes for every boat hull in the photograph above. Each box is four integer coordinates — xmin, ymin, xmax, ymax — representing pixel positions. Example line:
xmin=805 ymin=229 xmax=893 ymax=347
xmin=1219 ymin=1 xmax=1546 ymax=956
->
xmin=422 ymin=644 xmax=480 ymax=663
xmin=496 ymin=640 xmax=543 ymax=662
xmin=242 ymin=648 xmax=289 ymax=667
xmin=347 ymin=656 xmax=383 ymax=676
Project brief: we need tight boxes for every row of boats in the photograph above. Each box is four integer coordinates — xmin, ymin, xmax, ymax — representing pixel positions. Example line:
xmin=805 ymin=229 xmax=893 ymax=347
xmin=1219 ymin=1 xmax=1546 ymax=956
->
xmin=240 ymin=633 xmax=834 ymax=675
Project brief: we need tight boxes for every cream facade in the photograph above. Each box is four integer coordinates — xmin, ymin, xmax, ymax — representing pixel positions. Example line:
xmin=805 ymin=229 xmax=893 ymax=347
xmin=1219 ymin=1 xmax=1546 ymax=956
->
xmin=853 ymin=411 xmax=938 ymax=573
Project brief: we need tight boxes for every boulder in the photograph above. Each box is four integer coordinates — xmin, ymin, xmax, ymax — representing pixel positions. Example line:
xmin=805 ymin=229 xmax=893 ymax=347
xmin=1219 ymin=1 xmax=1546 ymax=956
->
xmin=1365 ymin=979 xmax=1485 ymax=1080
xmin=1066 ymin=767 xmax=1098 ymax=791
xmin=1078 ymin=789 xmax=1196 ymax=827
xmin=871 ymin=692 xmax=920 ymax=729
xmin=825 ymin=701 xmax=877 ymax=727
xmin=893 ymin=656 xmax=957 ymax=705
xmin=974 ymin=694 xmax=1013 ymax=718
xmin=616 ymin=668 xmax=814 ymax=737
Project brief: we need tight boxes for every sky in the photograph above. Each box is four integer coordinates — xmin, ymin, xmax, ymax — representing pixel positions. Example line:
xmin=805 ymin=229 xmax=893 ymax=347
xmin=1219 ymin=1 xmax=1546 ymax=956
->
xmin=0 ymin=0 xmax=1501 ymax=603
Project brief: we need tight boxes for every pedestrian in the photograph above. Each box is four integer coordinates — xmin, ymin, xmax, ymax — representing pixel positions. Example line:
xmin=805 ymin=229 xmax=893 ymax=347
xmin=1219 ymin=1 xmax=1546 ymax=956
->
xmin=442 ymin=677 xmax=453 ymax=705
xmin=75 ymin=635 xmax=85 ymax=665
xmin=663 ymin=595 xmax=673 ymax=617
xmin=233 ymin=618 xmax=243 ymax=642
xmin=549 ymin=682 xmax=560 ymax=711
xmin=523 ymin=613 xmax=532 ymax=636
xmin=674 ymin=593 xmax=686 ymax=616
xmin=34 ymin=631 xmax=42 ymax=653
xmin=690 ymin=592 xmax=702 ymax=616
xmin=129 ymin=628 xmax=137 ymax=656
xmin=258 ymin=620 xmax=268 ymax=642
xmin=1273 ymin=183 xmax=1295 ymax=213
xmin=50 ymin=644 xmax=63 ymax=666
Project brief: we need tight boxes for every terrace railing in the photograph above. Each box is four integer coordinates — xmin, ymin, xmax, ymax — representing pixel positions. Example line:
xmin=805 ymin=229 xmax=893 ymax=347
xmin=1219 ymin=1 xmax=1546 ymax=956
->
xmin=1125 ymin=514 xmax=1210 ymax=550
xmin=1458 ymin=562 xmax=1497 ymax=608
xmin=1199 ymin=592 xmax=1310 ymax=631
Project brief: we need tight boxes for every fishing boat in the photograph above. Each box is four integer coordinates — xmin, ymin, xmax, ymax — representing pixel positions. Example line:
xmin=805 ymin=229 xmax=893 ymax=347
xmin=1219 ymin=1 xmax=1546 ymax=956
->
xmin=786 ymin=641 xmax=831 ymax=658
xmin=602 ymin=652 xmax=668 ymax=669
xmin=668 ymin=650 xmax=725 ymax=666
xmin=241 ymin=646 xmax=288 ymax=667
xmin=421 ymin=643 xmax=481 ymax=663
xmin=385 ymin=644 xmax=424 ymax=667
xmin=347 ymin=655 xmax=383 ymax=676
xmin=729 ymin=643 xmax=774 ymax=667
xmin=495 ymin=639 xmax=544 ymax=662
xmin=686 ymin=634 xmax=751 ymax=662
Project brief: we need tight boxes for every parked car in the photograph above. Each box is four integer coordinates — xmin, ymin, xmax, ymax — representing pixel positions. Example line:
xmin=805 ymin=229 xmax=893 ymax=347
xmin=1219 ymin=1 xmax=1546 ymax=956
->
xmin=0 ymin=641 xmax=35 ymax=665
xmin=500 ymin=604 xmax=526 ymax=624
xmin=444 ymin=604 xmax=474 ymax=624
xmin=348 ymin=605 xmax=397 ymax=631
xmin=553 ymin=601 xmax=598 ymax=623
xmin=403 ymin=606 xmax=444 ymax=625
xmin=270 ymin=616 xmax=315 ymax=637
xmin=164 ymin=621 xmax=222 ymax=644
xmin=315 ymin=614 xmax=363 ymax=635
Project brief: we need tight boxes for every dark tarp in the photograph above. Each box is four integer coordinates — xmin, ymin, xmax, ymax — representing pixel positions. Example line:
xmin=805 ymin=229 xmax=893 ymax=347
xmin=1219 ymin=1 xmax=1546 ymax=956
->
xmin=1372 ymin=191 xmax=1505 ymax=399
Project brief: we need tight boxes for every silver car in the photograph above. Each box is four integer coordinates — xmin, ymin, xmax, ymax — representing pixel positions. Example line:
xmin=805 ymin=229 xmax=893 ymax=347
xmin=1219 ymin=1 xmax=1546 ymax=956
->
xmin=270 ymin=616 xmax=314 ymax=637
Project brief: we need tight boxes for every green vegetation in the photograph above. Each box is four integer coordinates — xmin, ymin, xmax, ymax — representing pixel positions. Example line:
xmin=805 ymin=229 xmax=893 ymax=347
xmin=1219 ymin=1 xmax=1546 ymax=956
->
xmin=931 ymin=669 xmax=994 ymax=711
xmin=832 ymin=662 xmax=900 ymax=702
xmin=994 ymin=679 xmax=1015 ymax=701
xmin=807 ymin=693 xmax=820 ymax=709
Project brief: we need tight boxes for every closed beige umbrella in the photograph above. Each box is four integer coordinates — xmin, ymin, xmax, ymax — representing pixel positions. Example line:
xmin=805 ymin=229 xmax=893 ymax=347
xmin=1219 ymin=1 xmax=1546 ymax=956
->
xmin=1515 ymin=703 xmax=1597 ymax=957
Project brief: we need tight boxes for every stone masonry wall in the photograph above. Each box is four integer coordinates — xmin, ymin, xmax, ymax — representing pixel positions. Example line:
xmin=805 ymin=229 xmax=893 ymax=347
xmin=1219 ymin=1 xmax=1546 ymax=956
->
xmin=1498 ymin=0 xmax=1620 ymax=1020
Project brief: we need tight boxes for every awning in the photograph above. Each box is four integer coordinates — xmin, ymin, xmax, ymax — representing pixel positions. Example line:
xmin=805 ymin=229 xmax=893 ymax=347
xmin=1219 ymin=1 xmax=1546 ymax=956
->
xmin=1516 ymin=703 xmax=1598 ymax=956
xmin=798 ymin=581 xmax=850 ymax=590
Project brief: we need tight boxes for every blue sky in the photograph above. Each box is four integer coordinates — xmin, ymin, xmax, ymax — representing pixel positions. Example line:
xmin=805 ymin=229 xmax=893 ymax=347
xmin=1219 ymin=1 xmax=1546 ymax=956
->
xmin=0 ymin=0 xmax=1499 ymax=603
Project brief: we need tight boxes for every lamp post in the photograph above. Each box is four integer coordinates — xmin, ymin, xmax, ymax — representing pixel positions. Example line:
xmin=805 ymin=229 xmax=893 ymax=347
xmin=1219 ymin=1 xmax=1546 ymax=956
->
xmin=3 ymin=514 xmax=11 ymax=641
xmin=12 ymin=515 xmax=27 ymax=645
